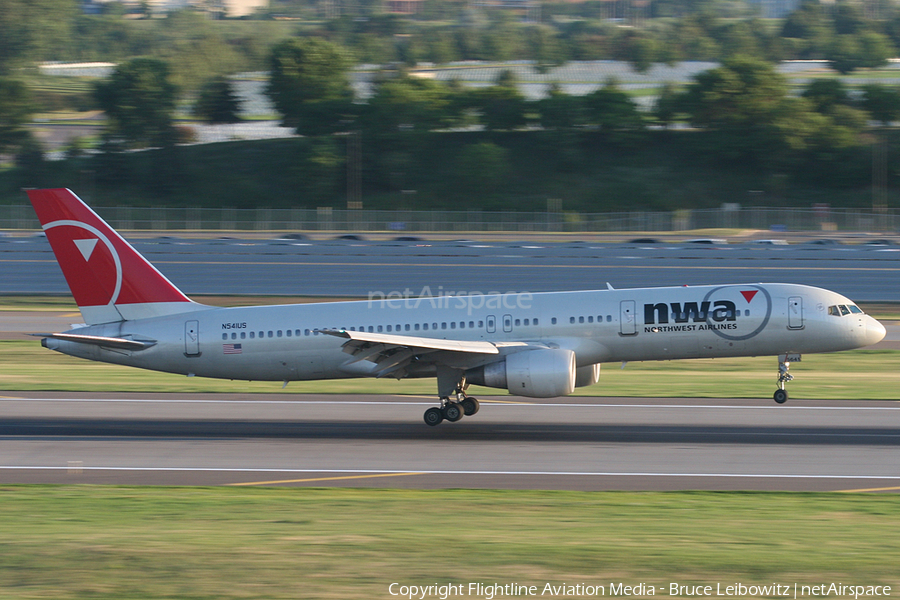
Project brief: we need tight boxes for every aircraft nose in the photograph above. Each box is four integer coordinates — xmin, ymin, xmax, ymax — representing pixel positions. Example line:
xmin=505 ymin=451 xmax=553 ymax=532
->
xmin=866 ymin=317 xmax=886 ymax=346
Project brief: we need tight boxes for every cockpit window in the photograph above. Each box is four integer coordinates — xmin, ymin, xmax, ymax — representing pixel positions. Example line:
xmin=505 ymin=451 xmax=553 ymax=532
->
xmin=829 ymin=304 xmax=864 ymax=316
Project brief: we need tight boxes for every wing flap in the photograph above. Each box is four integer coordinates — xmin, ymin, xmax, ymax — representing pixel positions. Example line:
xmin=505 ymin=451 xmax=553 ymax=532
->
xmin=320 ymin=329 xmax=500 ymax=355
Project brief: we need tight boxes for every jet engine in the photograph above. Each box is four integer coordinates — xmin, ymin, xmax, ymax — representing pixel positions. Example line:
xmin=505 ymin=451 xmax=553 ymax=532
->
xmin=575 ymin=363 xmax=601 ymax=388
xmin=466 ymin=348 xmax=576 ymax=398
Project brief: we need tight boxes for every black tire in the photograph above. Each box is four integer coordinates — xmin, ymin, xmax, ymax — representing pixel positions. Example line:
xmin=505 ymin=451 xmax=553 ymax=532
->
xmin=461 ymin=397 xmax=480 ymax=416
xmin=424 ymin=407 xmax=443 ymax=426
xmin=773 ymin=389 xmax=788 ymax=404
xmin=443 ymin=403 xmax=463 ymax=422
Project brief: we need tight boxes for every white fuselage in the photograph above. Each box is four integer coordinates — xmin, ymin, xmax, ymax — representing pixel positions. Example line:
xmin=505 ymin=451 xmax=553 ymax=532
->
xmin=44 ymin=283 xmax=884 ymax=383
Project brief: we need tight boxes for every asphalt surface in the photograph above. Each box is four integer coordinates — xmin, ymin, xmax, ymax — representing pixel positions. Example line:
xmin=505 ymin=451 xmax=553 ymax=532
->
xmin=1 ymin=393 xmax=899 ymax=492
xmin=3 ymin=236 xmax=900 ymax=301
xmin=2 ymin=235 xmax=899 ymax=492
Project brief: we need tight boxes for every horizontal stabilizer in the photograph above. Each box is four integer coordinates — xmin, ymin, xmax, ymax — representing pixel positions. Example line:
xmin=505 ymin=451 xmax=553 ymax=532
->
xmin=31 ymin=332 xmax=157 ymax=351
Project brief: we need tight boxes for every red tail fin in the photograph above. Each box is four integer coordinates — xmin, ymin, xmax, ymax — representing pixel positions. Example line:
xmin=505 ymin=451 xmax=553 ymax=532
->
xmin=28 ymin=189 xmax=204 ymax=324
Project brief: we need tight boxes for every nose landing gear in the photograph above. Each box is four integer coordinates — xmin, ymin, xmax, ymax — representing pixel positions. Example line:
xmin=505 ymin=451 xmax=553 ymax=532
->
xmin=773 ymin=353 xmax=800 ymax=404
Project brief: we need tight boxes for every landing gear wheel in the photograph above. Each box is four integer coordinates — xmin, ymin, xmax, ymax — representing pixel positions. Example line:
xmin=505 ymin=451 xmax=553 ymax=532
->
xmin=442 ymin=402 xmax=464 ymax=422
xmin=424 ymin=407 xmax=444 ymax=426
xmin=460 ymin=397 xmax=480 ymax=416
xmin=773 ymin=389 xmax=788 ymax=404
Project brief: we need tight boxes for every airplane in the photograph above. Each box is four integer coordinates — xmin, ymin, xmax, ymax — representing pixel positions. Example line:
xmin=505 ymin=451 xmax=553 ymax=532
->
xmin=27 ymin=188 xmax=886 ymax=426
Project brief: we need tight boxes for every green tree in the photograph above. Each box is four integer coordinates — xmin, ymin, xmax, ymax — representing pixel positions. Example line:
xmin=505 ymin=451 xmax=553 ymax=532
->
xmin=861 ymin=84 xmax=900 ymax=125
xmin=362 ymin=76 xmax=456 ymax=134
xmin=94 ymin=58 xmax=178 ymax=148
xmin=266 ymin=38 xmax=355 ymax=135
xmin=582 ymin=79 xmax=645 ymax=139
xmin=653 ymin=82 xmax=681 ymax=129
xmin=801 ymin=79 xmax=851 ymax=113
xmin=194 ymin=76 xmax=242 ymax=124
xmin=475 ymin=85 xmax=528 ymax=131
xmin=0 ymin=78 xmax=34 ymax=155
xmin=827 ymin=32 xmax=893 ymax=74
xmin=538 ymin=83 xmax=586 ymax=129
xmin=456 ymin=141 xmax=510 ymax=195
xmin=0 ymin=0 xmax=77 ymax=74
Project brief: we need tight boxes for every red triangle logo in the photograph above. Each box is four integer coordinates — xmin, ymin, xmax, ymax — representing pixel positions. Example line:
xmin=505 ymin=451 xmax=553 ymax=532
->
xmin=740 ymin=290 xmax=758 ymax=303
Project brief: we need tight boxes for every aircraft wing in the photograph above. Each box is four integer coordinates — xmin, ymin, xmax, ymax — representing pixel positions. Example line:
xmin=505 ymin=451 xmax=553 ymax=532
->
xmin=320 ymin=329 xmax=526 ymax=378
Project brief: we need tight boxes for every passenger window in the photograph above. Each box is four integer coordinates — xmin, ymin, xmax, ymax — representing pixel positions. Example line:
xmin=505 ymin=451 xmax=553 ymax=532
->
xmin=415 ymin=323 xmax=420 ymax=331
xmin=606 ymin=315 xmax=612 ymax=322
xmin=569 ymin=317 xmax=575 ymax=324
xmin=241 ymin=332 xmax=246 ymax=339
xmin=469 ymin=321 xmax=475 ymax=328
xmin=579 ymin=316 xmax=584 ymax=324
xmin=552 ymin=317 xmax=557 ymax=325
xmin=286 ymin=330 xmax=291 ymax=337
xmin=277 ymin=331 xmax=282 ymax=337
xmin=478 ymin=321 xmax=484 ymax=328
xmin=222 ymin=333 xmax=227 ymax=340
xmin=442 ymin=323 xmax=447 ymax=330
xmin=534 ymin=318 xmax=539 ymax=326
xmin=268 ymin=331 xmax=273 ymax=338
xmin=524 ymin=319 xmax=529 ymax=326
xmin=587 ymin=316 xmax=593 ymax=323
xmin=514 ymin=319 xmax=520 ymax=326
xmin=377 ymin=325 xmax=383 ymax=332
xmin=304 ymin=329 xmax=310 ymax=336
xmin=450 ymin=322 xmax=456 ymax=329
xmin=249 ymin=332 xmax=255 ymax=339
xmin=386 ymin=325 xmax=392 ymax=332
xmin=405 ymin=324 xmax=411 ymax=331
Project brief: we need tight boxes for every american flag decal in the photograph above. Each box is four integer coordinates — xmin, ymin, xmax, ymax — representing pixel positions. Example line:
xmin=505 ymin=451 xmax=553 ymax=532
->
xmin=223 ymin=343 xmax=242 ymax=354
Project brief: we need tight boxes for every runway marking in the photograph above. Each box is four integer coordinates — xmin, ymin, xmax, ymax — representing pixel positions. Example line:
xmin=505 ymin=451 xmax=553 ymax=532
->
xmin=5 ymin=398 xmax=900 ymax=410
xmin=229 ymin=472 xmax=425 ymax=486
xmin=480 ymin=398 xmax=534 ymax=405
xmin=838 ymin=485 xmax=900 ymax=493
xmin=2 ymin=466 xmax=900 ymax=480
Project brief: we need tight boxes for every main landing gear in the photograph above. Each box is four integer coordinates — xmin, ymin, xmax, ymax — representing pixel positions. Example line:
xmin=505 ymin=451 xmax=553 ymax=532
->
xmin=773 ymin=353 xmax=800 ymax=404
xmin=423 ymin=389 xmax=480 ymax=426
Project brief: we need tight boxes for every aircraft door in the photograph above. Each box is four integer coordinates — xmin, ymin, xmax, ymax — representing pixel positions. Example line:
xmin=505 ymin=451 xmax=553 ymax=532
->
xmin=620 ymin=300 xmax=637 ymax=336
xmin=788 ymin=296 xmax=804 ymax=329
xmin=185 ymin=320 xmax=200 ymax=356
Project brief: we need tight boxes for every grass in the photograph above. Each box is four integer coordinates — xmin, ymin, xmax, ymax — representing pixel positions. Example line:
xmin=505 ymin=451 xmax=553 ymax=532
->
xmin=0 ymin=487 xmax=898 ymax=599
xmin=2 ymin=339 xmax=898 ymax=400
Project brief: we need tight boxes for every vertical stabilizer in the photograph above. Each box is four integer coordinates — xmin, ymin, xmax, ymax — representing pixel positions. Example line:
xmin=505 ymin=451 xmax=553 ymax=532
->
xmin=27 ymin=188 xmax=206 ymax=324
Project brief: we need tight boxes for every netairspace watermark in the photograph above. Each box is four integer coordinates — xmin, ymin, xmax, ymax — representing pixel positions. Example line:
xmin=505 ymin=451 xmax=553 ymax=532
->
xmin=368 ymin=287 xmax=533 ymax=316
xmin=387 ymin=582 xmax=892 ymax=600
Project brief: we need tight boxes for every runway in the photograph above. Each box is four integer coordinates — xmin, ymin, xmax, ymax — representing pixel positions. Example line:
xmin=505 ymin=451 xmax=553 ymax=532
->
xmin=3 ymin=235 xmax=900 ymax=300
xmin=2 ymin=393 xmax=899 ymax=492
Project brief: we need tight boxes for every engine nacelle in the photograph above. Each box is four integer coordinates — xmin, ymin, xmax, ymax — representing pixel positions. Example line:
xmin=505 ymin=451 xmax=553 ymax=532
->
xmin=575 ymin=363 xmax=601 ymax=388
xmin=466 ymin=348 xmax=576 ymax=398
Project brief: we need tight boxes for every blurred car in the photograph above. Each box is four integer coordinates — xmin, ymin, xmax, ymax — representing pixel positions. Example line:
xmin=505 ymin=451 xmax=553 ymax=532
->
xmin=745 ymin=239 xmax=789 ymax=245
xmin=683 ymin=238 xmax=727 ymax=245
